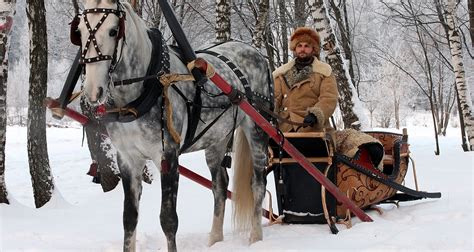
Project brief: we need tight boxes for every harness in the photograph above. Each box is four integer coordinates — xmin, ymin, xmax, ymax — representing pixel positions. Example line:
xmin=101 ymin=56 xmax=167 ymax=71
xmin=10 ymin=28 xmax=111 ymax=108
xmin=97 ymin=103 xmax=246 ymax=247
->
xmin=70 ymin=5 xmax=273 ymax=151
xmin=169 ymin=46 xmax=274 ymax=153
xmin=100 ymin=28 xmax=170 ymax=122
xmin=70 ymin=4 xmax=126 ymax=69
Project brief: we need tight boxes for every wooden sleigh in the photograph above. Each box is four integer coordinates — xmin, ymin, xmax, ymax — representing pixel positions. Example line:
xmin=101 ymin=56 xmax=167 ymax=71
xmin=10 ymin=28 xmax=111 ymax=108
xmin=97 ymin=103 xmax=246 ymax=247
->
xmin=267 ymin=129 xmax=439 ymax=229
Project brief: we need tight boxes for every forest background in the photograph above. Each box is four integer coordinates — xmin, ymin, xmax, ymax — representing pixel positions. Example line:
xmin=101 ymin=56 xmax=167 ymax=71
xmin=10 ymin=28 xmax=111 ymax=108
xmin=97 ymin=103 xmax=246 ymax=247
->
xmin=0 ymin=0 xmax=473 ymax=205
xmin=5 ymin=0 xmax=473 ymax=139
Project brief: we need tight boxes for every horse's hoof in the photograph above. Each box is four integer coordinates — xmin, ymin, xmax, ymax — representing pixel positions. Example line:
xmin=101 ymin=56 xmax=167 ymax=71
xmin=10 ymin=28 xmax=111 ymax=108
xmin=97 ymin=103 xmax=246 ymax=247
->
xmin=249 ymin=236 xmax=262 ymax=245
xmin=248 ymin=231 xmax=262 ymax=244
xmin=208 ymin=233 xmax=224 ymax=246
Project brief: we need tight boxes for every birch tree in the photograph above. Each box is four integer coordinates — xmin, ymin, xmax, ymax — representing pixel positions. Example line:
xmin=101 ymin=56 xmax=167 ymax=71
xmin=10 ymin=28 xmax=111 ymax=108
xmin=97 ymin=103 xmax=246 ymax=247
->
xmin=0 ymin=0 xmax=15 ymax=204
xmin=445 ymin=0 xmax=474 ymax=150
xmin=308 ymin=0 xmax=367 ymax=130
xmin=294 ymin=0 xmax=306 ymax=27
xmin=26 ymin=0 xmax=53 ymax=208
xmin=278 ymin=0 xmax=288 ymax=64
xmin=252 ymin=0 xmax=269 ymax=48
xmin=326 ymin=0 xmax=355 ymax=82
xmin=434 ymin=0 xmax=471 ymax=147
xmin=216 ymin=0 xmax=231 ymax=43
xmin=469 ymin=0 xmax=473 ymax=47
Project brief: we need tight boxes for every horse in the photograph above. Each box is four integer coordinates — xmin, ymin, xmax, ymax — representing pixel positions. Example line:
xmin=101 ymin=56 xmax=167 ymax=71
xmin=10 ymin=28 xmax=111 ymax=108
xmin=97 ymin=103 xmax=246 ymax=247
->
xmin=73 ymin=0 xmax=273 ymax=251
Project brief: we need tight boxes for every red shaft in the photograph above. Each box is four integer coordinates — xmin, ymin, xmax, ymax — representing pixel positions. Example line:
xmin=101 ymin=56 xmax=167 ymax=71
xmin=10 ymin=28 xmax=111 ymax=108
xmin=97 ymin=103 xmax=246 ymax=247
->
xmin=178 ymin=165 xmax=232 ymax=199
xmin=178 ymin=165 xmax=278 ymax=220
xmin=194 ymin=59 xmax=373 ymax=222
xmin=44 ymin=97 xmax=89 ymax=125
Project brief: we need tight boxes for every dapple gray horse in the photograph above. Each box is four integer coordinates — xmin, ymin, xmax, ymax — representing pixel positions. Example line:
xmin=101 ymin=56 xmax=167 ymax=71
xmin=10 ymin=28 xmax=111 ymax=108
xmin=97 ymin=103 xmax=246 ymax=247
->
xmin=75 ymin=0 xmax=272 ymax=251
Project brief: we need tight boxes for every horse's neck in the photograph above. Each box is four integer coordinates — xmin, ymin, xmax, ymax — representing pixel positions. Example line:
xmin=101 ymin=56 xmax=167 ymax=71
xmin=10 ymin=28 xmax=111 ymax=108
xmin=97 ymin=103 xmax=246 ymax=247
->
xmin=110 ymin=11 xmax=152 ymax=106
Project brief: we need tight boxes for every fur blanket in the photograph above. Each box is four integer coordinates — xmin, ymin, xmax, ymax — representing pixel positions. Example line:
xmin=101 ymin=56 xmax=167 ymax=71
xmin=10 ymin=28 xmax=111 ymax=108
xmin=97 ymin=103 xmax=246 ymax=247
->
xmin=335 ymin=129 xmax=384 ymax=171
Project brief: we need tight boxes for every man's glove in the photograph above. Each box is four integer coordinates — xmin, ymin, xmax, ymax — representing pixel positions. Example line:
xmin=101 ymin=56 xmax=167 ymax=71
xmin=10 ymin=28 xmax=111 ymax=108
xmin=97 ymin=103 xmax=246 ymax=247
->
xmin=303 ymin=113 xmax=318 ymax=127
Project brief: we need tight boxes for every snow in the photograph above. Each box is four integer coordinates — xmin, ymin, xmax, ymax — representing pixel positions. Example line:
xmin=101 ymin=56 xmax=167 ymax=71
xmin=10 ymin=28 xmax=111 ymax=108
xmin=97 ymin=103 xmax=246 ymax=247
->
xmin=1 ymin=124 xmax=473 ymax=251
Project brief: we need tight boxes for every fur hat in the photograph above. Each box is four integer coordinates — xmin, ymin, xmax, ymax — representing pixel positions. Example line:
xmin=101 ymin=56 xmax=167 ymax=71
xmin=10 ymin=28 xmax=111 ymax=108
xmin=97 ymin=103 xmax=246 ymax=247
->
xmin=290 ymin=27 xmax=320 ymax=56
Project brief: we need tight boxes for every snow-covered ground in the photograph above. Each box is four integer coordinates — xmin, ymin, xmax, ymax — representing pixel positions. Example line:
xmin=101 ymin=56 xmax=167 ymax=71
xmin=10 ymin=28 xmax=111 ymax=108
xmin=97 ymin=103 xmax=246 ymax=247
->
xmin=1 ymin=125 xmax=473 ymax=251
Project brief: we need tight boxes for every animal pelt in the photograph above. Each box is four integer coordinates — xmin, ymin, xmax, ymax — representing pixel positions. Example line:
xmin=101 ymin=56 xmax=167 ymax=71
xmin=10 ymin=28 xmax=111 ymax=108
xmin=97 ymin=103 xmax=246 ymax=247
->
xmin=335 ymin=129 xmax=384 ymax=171
xmin=289 ymin=27 xmax=321 ymax=57
xmin=272 ymin=57 xmax=332 ymax=80
xmin=284 ymin=65 xmax=313 ymax=87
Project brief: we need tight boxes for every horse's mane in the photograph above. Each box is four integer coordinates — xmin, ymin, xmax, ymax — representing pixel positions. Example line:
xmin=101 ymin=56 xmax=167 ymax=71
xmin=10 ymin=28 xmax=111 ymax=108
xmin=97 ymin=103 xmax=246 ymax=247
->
xmin=120 ymin=2 xmax=149 ymax=44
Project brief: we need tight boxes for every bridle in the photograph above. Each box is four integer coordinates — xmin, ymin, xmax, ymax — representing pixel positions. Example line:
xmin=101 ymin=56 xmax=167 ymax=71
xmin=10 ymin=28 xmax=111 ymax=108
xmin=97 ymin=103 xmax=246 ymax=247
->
xmin=70 ymin=3 xmax=126 ymax=72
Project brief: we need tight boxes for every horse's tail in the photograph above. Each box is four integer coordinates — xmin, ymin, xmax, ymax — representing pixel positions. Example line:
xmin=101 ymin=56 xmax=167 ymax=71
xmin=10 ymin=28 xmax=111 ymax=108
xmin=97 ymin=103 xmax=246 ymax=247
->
xmin=232 ymin=127 xmax=254 ymax=232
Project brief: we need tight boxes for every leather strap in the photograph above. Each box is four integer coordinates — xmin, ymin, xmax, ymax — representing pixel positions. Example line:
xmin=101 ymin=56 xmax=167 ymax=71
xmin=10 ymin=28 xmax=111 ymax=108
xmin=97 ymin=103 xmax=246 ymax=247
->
xmin=335 ymin=153 xmax=441 ymax=199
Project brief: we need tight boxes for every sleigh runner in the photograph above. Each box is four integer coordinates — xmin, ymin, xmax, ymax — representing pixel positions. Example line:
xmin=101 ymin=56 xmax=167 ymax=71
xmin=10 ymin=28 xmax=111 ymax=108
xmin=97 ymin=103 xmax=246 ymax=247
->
xmin=44 ymin=0 xmax=440 ymax=250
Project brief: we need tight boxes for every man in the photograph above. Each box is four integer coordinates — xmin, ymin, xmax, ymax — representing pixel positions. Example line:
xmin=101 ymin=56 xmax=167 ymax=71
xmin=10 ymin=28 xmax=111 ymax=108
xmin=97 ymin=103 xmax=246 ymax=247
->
xmin=273 ymin=27 xmax=338 ymax=132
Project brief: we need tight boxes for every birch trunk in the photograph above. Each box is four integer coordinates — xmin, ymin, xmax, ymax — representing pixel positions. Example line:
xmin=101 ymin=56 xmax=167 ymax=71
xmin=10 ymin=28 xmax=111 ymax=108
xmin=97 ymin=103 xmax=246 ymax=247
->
xmin=327 ymin=0 xmax=354 ymax=80
xmin=215 ymin=0 xmax=231 ymax=43
xmin=294 ymin=0 xmax=306 ymax=27
xmin=252 ymin=0 xmax=269 ymax=49
xmin=469 ymin=0 xmax=473 ymax=47
xmin=308 ymin=0 xmax=367 ymax=130
xmin=446 ymin=0 xmax=474 ymax=150
xmin=278 ymin=0 xmax=288 ymax=64
xmin=26 ymin=0 xmax=53 ymax=208
xmin=0 ymin=0 xmax=16 ymax=204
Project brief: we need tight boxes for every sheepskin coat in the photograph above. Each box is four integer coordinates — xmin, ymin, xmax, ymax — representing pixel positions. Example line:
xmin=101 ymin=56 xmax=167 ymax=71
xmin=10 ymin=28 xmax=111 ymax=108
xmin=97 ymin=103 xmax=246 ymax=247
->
xmin=273 ymin=57 xmax=338 ymax=132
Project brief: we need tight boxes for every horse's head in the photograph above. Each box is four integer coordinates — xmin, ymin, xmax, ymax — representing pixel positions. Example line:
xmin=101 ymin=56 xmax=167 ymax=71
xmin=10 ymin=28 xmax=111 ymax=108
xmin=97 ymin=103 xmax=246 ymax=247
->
xmin=73 ymin=0 xmax=126 ymax=104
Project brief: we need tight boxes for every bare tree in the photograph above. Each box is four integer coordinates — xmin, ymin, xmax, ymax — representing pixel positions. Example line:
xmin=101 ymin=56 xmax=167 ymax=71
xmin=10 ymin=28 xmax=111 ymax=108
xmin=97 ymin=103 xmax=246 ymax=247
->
xmin=308 ymin=0 xmax=367 ymax=130
xmin=0 ymin=0 xmax=16 ymax=204
xmin=216 ymin=0 xmax=231 ymax=43
xmin=278 ymin=0 xmax=288 ymax=64
xmin=445 ymin=0 xmax=474 ymax=150
xmin=252 ymin=0 xmax=269 ymax=48
xmin=379 ymin=0 xmax=471 ymax=152
xmin=469 ymin=0 xmax=473 ymax=47
xmin=141 ymin=0 xmax=162 ymax=28
xmin=294 ymin=0 xmax=306 ymax=27
xmin=326 ymin=0 xmax=355 ymax=82
xmin=26 ymin=0 xmax=53 ymax=208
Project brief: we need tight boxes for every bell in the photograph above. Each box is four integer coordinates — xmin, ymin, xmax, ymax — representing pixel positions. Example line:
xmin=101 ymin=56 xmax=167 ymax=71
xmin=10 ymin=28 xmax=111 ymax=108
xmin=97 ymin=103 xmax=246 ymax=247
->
xmin=221 ymin=155 xmax=232 ymax=168
xmin=87 ymin=162 xmax=98 ymax=177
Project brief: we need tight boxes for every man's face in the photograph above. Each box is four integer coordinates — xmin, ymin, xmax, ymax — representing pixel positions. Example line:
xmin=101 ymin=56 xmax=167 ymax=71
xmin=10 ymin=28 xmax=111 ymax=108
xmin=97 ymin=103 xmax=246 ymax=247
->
xmin=295 ymin=42 xmax=314 ymax=59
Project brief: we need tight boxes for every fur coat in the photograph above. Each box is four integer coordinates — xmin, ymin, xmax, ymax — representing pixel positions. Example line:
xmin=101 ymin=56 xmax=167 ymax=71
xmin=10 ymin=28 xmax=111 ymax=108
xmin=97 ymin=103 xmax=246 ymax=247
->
xmin=273 ymin=57 xmax=338 ymax=132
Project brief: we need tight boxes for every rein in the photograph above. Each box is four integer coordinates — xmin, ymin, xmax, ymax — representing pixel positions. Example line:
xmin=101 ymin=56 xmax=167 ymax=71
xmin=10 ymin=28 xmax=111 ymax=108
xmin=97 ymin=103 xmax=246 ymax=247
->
xmin=255 ymin=101 xmax=310 ymax=128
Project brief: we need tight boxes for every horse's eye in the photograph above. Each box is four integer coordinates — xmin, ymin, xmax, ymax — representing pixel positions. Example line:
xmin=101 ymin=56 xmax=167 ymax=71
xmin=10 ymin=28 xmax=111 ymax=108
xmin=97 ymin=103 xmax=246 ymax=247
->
xmin=109 ymin=28 xmax=118 ymax=37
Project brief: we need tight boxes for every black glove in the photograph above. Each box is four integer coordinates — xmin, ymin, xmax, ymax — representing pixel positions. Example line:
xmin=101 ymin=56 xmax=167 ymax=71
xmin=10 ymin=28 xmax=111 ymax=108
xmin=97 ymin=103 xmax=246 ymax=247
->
xmin=303 ymin=113 xmax=318 ymax=127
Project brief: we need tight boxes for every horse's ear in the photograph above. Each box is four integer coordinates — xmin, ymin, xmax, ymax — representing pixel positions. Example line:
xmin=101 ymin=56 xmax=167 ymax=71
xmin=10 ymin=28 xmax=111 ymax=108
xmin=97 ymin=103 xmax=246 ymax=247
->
xmin=70 ymin=15 xmax=82 ymax=46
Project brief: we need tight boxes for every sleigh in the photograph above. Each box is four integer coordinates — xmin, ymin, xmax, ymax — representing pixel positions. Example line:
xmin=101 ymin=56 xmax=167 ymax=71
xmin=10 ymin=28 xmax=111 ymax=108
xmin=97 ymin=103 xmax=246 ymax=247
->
xmin=267 ymin=129 xmax=431 ymax=229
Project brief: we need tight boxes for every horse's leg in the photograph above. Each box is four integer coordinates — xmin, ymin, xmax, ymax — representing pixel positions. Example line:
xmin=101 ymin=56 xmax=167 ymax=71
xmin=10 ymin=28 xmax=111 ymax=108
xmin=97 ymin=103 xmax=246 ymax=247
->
xmin=248 ymin=127 xmax=268 ymax=244
xmin=117 ymin=152 xmax=146 ymax=252
xmin=204 ymin=143 xmax=229 ymax=246
xmin=160 ymin=148 xmax=180 ymax=252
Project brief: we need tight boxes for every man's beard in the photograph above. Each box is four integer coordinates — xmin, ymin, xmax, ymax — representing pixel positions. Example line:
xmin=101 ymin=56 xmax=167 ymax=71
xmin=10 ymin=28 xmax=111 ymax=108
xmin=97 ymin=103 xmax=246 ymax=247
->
xmin=295 ymin=55 xmax=314 ymax=65
xmin=296 ymin=52 xmax=312 ymax=60
xmin=294 ymin=55 xmax=314 ymax=71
